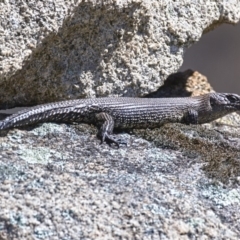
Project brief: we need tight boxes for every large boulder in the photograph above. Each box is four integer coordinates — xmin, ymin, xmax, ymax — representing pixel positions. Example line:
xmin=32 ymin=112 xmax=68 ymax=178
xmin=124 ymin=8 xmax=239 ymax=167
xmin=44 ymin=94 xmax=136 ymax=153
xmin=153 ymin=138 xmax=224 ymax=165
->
xmin=0 ymin=0 xmax=240 ymax=108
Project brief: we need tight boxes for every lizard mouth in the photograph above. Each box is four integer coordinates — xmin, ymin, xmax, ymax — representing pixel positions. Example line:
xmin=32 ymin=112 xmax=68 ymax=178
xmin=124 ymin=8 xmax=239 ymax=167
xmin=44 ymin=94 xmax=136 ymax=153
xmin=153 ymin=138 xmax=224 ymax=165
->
xmin=229 ymin=103 xmax=240 ymax=111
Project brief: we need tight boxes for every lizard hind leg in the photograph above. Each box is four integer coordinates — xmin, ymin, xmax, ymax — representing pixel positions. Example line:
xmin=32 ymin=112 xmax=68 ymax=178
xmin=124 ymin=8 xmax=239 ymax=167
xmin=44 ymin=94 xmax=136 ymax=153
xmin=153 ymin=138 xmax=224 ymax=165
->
xmin=95 ymin=112 xmax=120 ymax=147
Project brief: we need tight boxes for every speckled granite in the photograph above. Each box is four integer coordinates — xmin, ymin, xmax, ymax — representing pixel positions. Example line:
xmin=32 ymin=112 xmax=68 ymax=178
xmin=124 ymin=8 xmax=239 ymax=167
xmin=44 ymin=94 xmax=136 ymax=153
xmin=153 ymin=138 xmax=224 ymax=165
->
xmin=0 ymin=1 xmax=240 ymax=108
xmin=0 ymin=70 xmax=240 ymax=239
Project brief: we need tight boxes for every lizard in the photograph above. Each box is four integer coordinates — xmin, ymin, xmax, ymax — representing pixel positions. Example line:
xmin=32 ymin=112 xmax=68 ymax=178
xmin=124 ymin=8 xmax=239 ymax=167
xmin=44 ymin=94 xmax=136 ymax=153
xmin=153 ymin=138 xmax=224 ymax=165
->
xmin=0 ymin=92 xmax=239 ymax=147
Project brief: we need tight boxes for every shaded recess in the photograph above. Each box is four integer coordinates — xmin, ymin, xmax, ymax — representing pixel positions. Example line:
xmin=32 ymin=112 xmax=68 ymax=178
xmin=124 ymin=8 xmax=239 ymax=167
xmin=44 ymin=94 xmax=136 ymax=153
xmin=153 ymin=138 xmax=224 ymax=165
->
xmin=145 ymin=69 xmax=213 ymax=98
xmin=180 ymin=23 xmax=240 ymax=94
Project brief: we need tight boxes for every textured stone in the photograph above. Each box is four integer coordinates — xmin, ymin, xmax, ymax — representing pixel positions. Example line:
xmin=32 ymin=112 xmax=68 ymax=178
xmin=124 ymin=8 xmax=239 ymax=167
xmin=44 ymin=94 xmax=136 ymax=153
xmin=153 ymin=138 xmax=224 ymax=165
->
xmin=0 ymin=71 xmax=240 ymax=239
xmin=0 ymin=0 xmax=240 ymax=108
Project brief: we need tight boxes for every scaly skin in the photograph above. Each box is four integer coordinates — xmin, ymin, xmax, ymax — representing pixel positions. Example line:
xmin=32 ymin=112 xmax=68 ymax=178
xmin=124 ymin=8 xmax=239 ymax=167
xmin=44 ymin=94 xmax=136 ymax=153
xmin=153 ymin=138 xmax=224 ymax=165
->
xmin=0 ymin=93 xmax=240 ymax=146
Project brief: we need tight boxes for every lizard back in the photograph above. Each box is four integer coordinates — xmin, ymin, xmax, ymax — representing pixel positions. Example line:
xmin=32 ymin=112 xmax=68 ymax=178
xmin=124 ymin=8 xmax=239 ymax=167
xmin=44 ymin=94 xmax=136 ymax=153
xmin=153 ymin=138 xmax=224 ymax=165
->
xmin=0 ymin=96 xmax=206 ymax=130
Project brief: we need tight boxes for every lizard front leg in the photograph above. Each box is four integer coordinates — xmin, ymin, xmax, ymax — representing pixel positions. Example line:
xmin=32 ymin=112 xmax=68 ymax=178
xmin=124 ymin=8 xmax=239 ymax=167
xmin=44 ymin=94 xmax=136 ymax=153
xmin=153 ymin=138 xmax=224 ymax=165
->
xmin=183 ymin=109 xmax=199 ymax=125
xmin=95 ymin=112 xmax=120 ymax=147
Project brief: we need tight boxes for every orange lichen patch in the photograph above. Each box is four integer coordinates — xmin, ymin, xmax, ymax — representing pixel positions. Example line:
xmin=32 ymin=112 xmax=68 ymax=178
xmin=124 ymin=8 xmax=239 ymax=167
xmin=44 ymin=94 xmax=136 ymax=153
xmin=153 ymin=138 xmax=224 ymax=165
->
xmin=185 ymin=71 xmax=214 ymax=96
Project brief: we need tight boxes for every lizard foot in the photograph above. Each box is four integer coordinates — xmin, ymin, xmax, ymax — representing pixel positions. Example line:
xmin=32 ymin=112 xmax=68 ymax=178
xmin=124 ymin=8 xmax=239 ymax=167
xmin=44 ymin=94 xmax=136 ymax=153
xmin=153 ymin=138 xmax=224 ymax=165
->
xmin=99 ymin=132 xmax=127 ymax=148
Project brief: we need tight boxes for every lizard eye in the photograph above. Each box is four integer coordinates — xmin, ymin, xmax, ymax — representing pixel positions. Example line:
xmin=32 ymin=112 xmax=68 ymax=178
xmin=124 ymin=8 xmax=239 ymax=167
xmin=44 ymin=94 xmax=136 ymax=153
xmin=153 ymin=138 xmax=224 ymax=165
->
xmin=226 ymin=95 xmax=239 ymax=103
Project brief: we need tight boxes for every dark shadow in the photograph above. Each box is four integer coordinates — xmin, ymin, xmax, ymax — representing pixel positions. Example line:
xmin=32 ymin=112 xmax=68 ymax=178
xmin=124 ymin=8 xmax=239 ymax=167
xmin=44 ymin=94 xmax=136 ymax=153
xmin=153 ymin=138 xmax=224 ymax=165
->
xmin=0 ymin=113 xmax=11 ymax=121
xmin=144 ymin=69 xmax=194 ymax=98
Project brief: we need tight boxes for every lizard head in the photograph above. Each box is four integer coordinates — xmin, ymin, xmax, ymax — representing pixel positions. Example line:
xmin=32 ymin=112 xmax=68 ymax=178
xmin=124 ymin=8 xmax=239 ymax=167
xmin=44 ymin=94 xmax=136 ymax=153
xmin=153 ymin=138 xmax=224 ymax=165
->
xmin=209 ymin=93 xmax=240 ymax=112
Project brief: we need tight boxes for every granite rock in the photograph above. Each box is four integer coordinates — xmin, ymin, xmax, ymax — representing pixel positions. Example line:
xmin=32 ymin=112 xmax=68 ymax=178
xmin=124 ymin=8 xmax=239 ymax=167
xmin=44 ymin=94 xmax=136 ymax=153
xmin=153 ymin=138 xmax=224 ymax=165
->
xmin=0 ymin=70 xmax=240 ymax=239
xmin=0 ymin=0 xmax=240 ymax=107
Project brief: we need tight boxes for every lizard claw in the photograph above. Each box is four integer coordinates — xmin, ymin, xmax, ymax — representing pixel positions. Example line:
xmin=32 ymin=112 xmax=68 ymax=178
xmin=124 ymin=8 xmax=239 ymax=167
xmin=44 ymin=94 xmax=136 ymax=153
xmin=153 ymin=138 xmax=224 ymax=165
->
xmin=99 ymin=132 xmax=127 ymax=148
xmin=106 ymin=137 xmax=128 ymax=148
xmin=115 ymin=138 xmax=127 ymax=146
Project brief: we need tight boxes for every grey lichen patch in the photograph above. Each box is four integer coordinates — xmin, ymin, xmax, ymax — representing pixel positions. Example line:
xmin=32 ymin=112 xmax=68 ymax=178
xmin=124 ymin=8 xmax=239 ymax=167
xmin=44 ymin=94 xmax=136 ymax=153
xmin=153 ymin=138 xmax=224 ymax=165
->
xmin=0 ymin=122 xmax=240 ymax=238
xmin=0 ymin=164 xmax=23 ymax=181
xmin=17 ymin=146 xmax=62 ymax=164
xmin=9 ymin=212 xmax=28 ymax=227
xmin=30 ymin=123 xmax=68 ymax=137
xmin=202 ymin=185 xmax=240 ymax=207
xmin=7 ymin=130 xmax=27 ymax=144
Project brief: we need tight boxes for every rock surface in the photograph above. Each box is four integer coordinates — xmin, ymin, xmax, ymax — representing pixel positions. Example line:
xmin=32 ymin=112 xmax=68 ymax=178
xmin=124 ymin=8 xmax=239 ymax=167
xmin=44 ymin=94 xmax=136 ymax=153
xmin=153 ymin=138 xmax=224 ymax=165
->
xmin=0 ymin=0 xmax=240 ymax=108
xmin=0 ymin=71 xmax=240 ymax=239
xmin=1 ymin=0 xmax=240 ymax=238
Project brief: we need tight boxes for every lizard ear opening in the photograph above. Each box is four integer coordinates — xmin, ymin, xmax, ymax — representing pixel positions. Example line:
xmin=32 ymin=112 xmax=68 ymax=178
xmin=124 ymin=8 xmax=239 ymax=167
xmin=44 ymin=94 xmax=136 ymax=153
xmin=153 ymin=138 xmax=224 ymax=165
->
xmin=209 ymin=94 xmax=218 ymax=106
